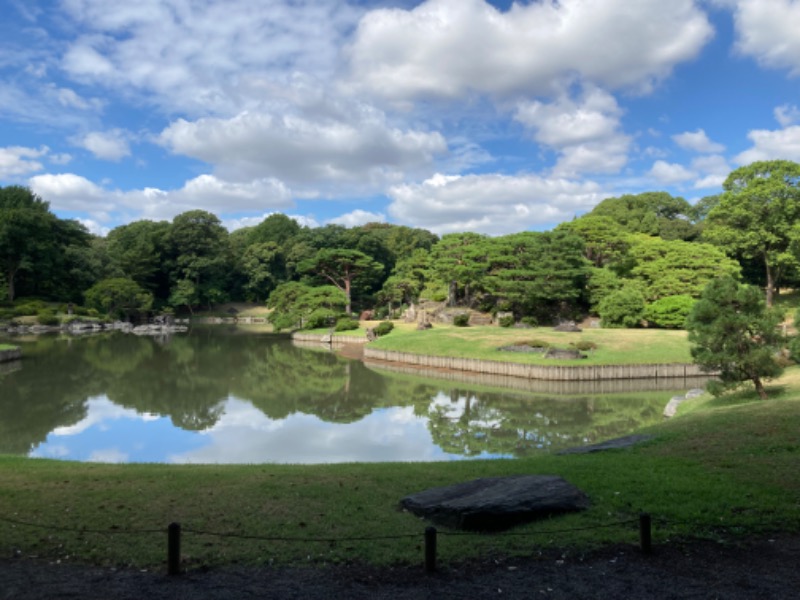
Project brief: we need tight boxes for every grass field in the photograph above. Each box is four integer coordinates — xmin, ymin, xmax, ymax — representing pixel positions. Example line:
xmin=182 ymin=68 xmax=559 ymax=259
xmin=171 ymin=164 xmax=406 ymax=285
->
xmin=367 ymin=323 xmax=694 ymax=365
xmin=1 ymin=369 xmax=798 ymax=570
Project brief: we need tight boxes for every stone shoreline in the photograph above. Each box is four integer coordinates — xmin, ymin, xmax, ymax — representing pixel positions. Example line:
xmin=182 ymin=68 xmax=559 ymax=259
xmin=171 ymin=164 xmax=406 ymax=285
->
xmin=0 ymin=346 xmax=22 ymax=363
xmin=1 ymin=320 xmax=189 ymax=336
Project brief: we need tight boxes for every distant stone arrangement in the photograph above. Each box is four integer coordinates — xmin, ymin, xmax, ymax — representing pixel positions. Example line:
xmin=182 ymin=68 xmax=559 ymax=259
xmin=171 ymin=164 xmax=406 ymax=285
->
xmin=0 ymin=320 xmax=189 ymax=336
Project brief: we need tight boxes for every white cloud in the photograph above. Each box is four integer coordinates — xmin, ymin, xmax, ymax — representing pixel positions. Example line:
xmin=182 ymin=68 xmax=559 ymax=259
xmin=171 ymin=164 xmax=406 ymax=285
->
xmin=223 ymin=213 xmax=319 ymax=232
xmin=691 ymin=154 xmax=730 ymax=189
xmin=159 ymin=109 xmax=446 ymax=193
xmin=775 ymin=104 xmax=800 ymax=127
xmin=648 ymin=160 xmax=696 ymax=184
xmin=347 ymin=0 xmax=712 ymax=103
xmin=735 ymin=125 xmax=800 ymax=164
xmin=29 ymin=172 xmax=294 ymax=224
xmin=328 ymin=209 xmax=386 ymax=227
xmin=387 ymin=172 xmax=607 ymax=235
xmin=78 ymin=218 xmax=110 ymax=236
xmin=672 ymin=129 xmax=725 ymax=153
xmin=0 ymin=145 xmax=48 ymax=178
xmin=515 ymin=86 xmax=631 ymax=176
xmin=59 ymin=0 xmax=360 ymax=116
xmin=726 ymin=0 xmax=800 ymax=75
xmin=75 ymin=129 xmax=131 ymax=161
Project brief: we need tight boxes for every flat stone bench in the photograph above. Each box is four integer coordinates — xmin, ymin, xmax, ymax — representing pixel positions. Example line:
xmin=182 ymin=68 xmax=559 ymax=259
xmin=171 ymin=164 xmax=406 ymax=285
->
xmin=401 ymin=474 xmax=590 ymax=531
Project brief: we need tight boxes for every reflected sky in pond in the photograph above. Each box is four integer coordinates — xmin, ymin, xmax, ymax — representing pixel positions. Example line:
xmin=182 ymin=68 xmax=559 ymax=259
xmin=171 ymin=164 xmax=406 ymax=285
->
xmin=1 ymin=329 xmax=697 ymax=464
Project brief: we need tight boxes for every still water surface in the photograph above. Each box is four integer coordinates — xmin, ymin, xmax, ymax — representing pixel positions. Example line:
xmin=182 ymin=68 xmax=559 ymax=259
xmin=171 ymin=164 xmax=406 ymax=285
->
xmin=0 ymin=328 xmax=701 ymax=464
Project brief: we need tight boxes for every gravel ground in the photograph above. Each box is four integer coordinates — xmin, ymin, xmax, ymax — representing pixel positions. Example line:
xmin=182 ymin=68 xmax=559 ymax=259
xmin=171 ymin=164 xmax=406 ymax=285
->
xmin=3 ymin=536 xmax=799 ymax=599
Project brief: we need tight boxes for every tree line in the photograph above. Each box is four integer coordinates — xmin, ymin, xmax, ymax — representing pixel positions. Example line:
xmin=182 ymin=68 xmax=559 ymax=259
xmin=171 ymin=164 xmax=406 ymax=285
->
xmin=2 ymin=160 xmax=800 ymax=333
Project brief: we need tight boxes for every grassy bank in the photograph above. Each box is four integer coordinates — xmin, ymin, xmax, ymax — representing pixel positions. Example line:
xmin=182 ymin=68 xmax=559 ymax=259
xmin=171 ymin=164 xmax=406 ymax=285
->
xmin=0 ymin=343 xmax=17 ymax=351
xmin=2 ymin=375 xmax=798 ymax=570
xmin=368 ymin=323 xmax=693 ymax=365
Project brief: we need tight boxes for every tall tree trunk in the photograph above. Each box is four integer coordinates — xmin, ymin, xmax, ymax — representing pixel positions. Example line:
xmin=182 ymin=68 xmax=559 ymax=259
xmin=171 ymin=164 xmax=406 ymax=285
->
xmin=6 ymin=266 xmax=16 ymax=303
xmin=345 ymin=278 xmax=352 ymax=315
xmin=448 ymin=280 xmax=457 ymax=307
xmin=765 ymin=256 xmax=774 ymax=307
xmin=753 ymin=376 xmax=768 ymax=400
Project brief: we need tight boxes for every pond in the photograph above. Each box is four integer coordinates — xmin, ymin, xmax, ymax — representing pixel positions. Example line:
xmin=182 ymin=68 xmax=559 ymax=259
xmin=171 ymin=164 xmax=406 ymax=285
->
xmin=0 ymin=327 xmax=705 ymax=464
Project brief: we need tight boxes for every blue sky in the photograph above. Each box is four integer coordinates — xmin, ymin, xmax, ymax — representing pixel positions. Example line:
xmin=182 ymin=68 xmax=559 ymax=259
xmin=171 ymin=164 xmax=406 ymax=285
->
xmin=2 ymin=0 xmax=800 ymax=236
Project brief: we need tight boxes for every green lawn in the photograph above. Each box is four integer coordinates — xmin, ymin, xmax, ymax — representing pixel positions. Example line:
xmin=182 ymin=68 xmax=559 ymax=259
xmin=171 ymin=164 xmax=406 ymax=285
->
xmin=2 ymin=370 xmax=798 ymax=570
xmin=369 ymin=323 xmax=694 ymax=365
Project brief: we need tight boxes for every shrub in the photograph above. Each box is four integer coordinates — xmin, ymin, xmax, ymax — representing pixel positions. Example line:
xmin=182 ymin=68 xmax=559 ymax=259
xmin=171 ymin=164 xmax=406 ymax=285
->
xmin=373 ymin=321 xmax=394 ymax=336
xmin=520 ymin=316 xmax=538 ymax=327
xmin=14 ymin=301 xmax=47 ymax=317
xmin=453 ymin=313 xmax=470 ymax=327
xmin=334 ymin=317 xmax=360 ymax=332
xmin=643 ymin=295 xmax=696 ymax=329
xmin=498 ymin=315 xmax=515 ymax=328
xmin=305 ymin=309 xmax=338 ymax=330
xmin=36 ymin=310 xmax=60 ymax=326
xmin=598 ymin=286 xmax=645 ymax=328
xmin=523 ymin=339 xmax=550 ymax=349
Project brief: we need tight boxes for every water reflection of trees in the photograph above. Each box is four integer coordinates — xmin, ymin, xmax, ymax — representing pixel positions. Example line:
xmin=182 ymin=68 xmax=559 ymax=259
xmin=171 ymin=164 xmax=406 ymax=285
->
xmin=0 ymin=337 xmax=94 ymax=453
xmin=380 ymin=377 xmax=665 ymax=457
xmin=1 ymin=330 xmax=670 ymax=459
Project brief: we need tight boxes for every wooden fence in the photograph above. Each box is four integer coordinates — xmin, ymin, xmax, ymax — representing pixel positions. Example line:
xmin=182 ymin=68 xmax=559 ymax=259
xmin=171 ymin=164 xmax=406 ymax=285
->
xmin=291 ymin=333 xmax=370 ymax=345
xmin=363 ymin=347 xmax=707 ymax=381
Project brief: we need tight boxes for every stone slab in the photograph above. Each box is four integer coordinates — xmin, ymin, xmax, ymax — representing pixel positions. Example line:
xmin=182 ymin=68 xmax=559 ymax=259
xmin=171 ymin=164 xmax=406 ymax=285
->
xmin=400 ymin=474 xmax=590 ymax=531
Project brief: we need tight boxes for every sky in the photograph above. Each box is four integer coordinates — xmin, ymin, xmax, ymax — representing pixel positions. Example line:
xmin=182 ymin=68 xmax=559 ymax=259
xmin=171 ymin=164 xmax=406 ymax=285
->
xmin=2 ymin=0 xmax=800 ymax=238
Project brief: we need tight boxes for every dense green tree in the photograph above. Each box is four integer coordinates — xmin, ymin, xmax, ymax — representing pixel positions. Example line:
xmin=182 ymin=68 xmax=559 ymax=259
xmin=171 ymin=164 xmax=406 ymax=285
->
xmin=484 ymin=231 xmax=588 ymax=321
xmin=165 ymin=210 xmax=231 ymax=309
xmin=240 ymin=242 xmax=285 ymax=302
xmin=628 ymin=235 xmax=741 ymax=301
xmin=0 ymin=185 xmax=57 ymax=302
xmin=703 ymin=160 xmax=800 ymax=306
xmin=106 ymin=220 xmax=170 ymax=296
xmin=686 ymin=276 xmax=785 ymax=399
xmin=84 ymin=277 xmax=154 ymax=320
xmin=557 ymin=215 xmax=631 ymax=268
xmin=430 ymin=232 xmax=490 ymax=306
xmin=643 ymin=294 xmax=696 ymax=329
xmin=590 ymin=191 xmax=698 ymax=240
xmin=299 ymin=248 xmax=383 ymax=314
xmin=267 ymin=282 xmax=346 ymax=331
xmin=378 ymin=248 xmax=432 ymax=309
xmin=246 ymin=213 xmax=301 ymax=247
xmin=598 ymin=285 xmax=646 ymax=328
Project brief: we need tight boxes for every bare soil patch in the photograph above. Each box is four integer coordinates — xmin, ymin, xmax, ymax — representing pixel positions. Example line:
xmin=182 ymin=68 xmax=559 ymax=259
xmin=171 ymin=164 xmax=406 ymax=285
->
xmin=3 ymin=536 xmax=798 ymax=599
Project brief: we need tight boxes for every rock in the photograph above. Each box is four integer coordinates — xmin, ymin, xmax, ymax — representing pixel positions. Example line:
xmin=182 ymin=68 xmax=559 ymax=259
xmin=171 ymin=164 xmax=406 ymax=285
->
xmin=685 ymin=388 xmax=705 ymax=399
xmin=544 ymin=348 xmax=586 ymax=360
xmin=400 ymin=475 xmax=590 ymax=531
xmin=663 ymin=396 xmax=686 ymax=418
xmin=558 ymin=434 xmax=654 ymax=455
xmin=365 ymin=328 xmax=377 ymax=342
xmin=416 ymin=322 xmax=432 ymax=331
xmin=553 ymin=321 xmax=582 ymax=332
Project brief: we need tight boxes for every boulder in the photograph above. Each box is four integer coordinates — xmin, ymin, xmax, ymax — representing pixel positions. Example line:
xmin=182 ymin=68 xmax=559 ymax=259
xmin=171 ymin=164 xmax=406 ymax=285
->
xmin=401 ymin=475 xmax=590 ymax=531
xmin=553 ymin=321 xmax=582 ymax=332
xmin=544 ymin=348 xmax=586 ymax=360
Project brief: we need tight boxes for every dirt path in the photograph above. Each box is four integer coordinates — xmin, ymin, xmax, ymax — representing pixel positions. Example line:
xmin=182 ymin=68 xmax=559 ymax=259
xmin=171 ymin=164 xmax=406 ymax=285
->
xmin=3 ymin=536 xmax=799 ymax=599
